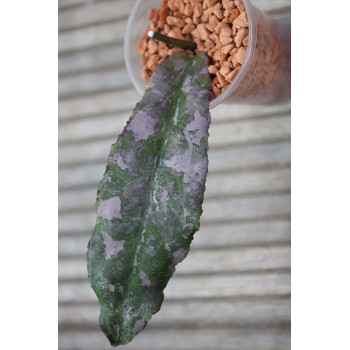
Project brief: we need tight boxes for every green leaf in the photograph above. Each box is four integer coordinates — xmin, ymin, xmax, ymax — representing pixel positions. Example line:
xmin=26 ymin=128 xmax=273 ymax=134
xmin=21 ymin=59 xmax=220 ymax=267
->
xmin=87 ymin=52 xmax=211 ymax=346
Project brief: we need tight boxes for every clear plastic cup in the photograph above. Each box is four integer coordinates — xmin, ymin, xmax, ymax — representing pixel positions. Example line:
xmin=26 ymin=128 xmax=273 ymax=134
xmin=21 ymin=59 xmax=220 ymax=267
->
xmin=124 ymin=0 xmax=291 ymax=108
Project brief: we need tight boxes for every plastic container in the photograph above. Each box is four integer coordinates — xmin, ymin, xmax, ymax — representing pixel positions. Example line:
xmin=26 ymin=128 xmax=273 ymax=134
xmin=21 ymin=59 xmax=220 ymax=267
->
xmin=124 ymin=0 xmax=290 ymax=108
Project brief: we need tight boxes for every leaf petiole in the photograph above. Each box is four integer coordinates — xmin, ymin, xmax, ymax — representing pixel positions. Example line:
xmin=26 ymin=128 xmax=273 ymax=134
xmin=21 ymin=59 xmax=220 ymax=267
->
xmin=148 ymin=30 xmax=197 ymax=51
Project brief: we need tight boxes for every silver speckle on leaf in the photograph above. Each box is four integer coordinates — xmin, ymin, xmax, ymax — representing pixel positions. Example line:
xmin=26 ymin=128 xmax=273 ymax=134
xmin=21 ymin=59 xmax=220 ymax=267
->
xmin=102 ymin=231 xmax=125 ymax=260
xmin=139 ymin=271 xmax=152 ymax=287
xmin=129 ymin=111 xmax=156 ymax=141
xmin=133 ymin=319 xmax=146 ymax=334
xmin=173 ymin=248 xmax=189 ymax=264
xmin=188 ymin=110 xmax=209 ymax=145
xmin=98 ymin=197 xmax=122 ymax=220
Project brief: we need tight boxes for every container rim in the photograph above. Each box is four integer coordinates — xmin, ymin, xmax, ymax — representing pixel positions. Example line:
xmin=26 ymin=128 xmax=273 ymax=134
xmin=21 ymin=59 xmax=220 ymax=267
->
xmin=124 ymin=0 xmax=256 ymax=109
xmin=124 ymin=0 xmax=145 ymax=98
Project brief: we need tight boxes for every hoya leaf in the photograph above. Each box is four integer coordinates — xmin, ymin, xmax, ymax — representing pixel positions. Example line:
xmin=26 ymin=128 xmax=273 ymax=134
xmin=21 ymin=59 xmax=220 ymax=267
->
xmin=87 ymin=52 xmax=211 ymax=346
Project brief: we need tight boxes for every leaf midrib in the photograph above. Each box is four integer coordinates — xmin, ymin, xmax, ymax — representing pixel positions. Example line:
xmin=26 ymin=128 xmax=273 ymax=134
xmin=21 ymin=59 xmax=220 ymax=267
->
xmin=118 ymin=57 xmax=194 ymax=333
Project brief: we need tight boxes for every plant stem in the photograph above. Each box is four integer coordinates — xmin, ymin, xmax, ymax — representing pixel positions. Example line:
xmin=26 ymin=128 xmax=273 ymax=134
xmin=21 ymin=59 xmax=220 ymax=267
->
xmin=148 ymin=31 xmax=197 ymax=51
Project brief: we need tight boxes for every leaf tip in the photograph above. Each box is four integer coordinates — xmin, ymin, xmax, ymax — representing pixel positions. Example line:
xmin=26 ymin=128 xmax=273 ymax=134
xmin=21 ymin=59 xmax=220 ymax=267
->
xmin=99 ymin=304 xmax=150 ymax=347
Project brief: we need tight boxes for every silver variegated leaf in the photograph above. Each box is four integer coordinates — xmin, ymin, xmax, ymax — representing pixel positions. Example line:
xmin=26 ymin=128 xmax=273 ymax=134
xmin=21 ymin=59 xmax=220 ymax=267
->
xmin=87 ymin=52 xmax=211 ymax=346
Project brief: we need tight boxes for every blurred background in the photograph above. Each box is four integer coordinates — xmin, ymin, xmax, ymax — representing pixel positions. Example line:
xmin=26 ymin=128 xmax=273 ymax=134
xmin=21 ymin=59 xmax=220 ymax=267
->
xmin=58 ymin=0 xmax=291 ymax=349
